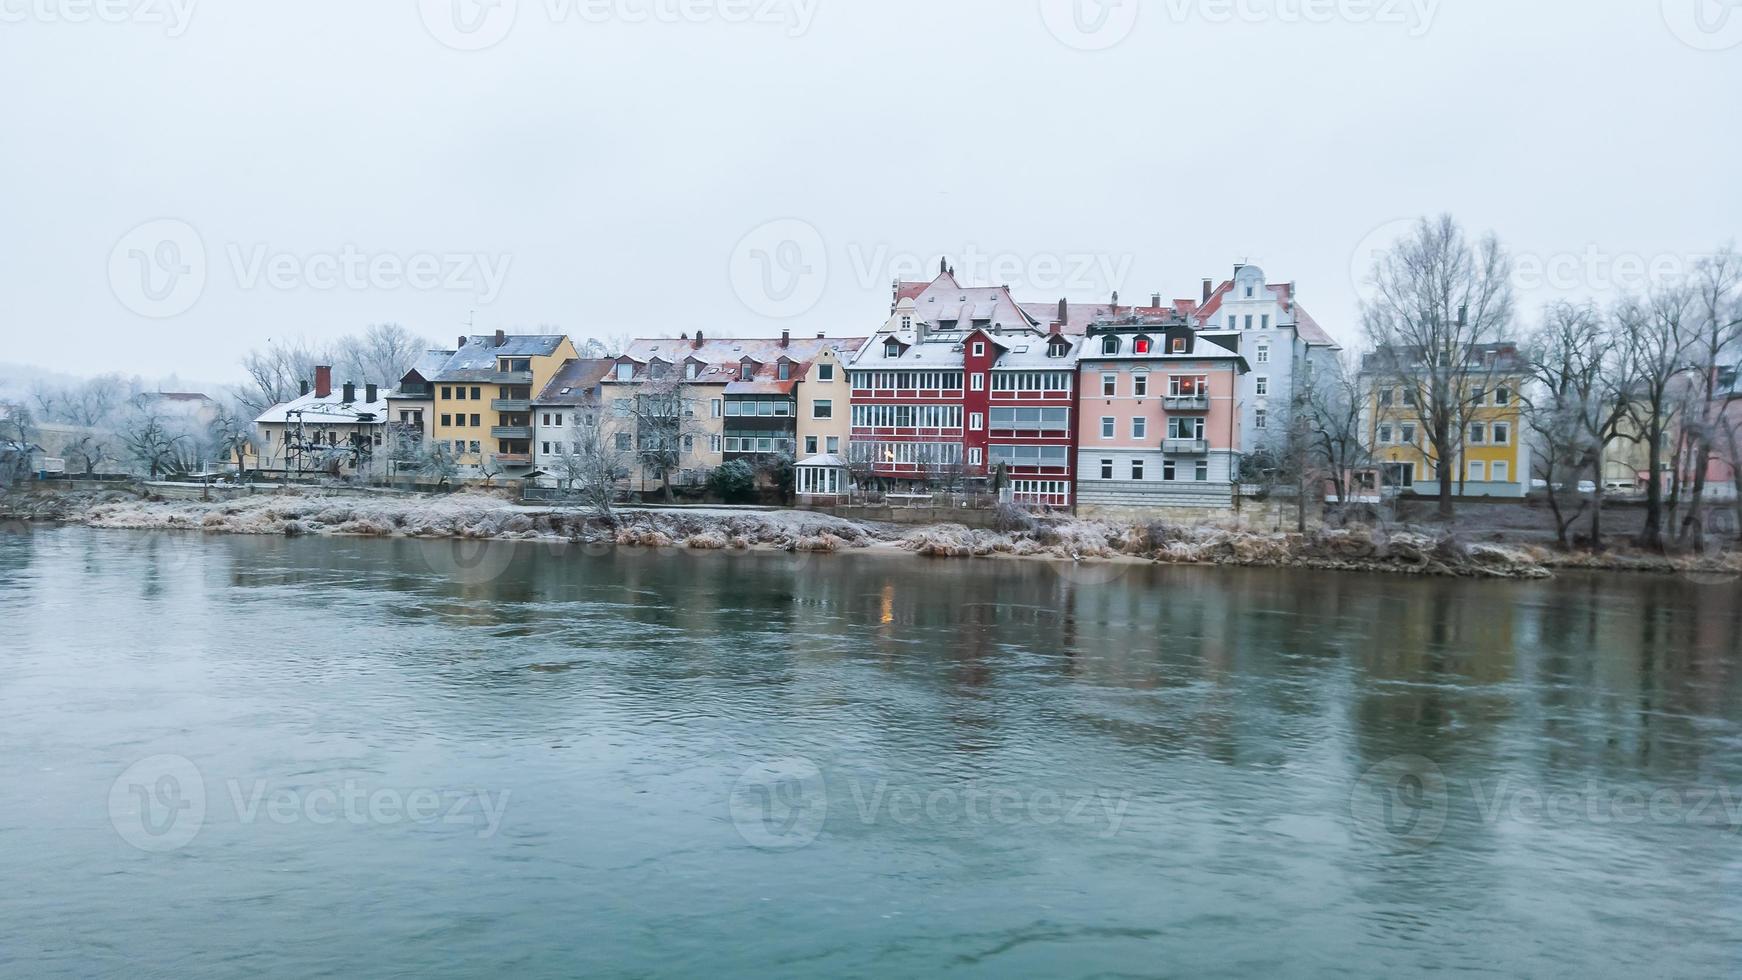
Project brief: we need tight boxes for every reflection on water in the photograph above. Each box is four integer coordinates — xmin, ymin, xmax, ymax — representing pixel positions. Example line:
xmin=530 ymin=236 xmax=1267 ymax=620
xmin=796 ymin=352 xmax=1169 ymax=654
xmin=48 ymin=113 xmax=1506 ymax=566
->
xmin=0 ymin=526 xmax=1738 ymax=978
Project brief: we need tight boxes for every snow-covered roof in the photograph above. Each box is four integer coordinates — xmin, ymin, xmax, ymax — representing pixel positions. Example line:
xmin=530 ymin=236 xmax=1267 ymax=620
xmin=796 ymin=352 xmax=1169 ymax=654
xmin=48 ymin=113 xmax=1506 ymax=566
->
xmin=435 ymin=335 xmax=569 ymax=382
xmin=253 ymin=388 xmax=389 ymax=426
xmin=796 ymin=453 xmax=848 ymax=468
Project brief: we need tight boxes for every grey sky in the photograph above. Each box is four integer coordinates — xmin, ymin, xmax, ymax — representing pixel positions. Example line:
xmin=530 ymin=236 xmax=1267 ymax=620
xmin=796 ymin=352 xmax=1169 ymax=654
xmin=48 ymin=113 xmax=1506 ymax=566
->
xmin=2 ymin=0 xmax=1738 ymax=383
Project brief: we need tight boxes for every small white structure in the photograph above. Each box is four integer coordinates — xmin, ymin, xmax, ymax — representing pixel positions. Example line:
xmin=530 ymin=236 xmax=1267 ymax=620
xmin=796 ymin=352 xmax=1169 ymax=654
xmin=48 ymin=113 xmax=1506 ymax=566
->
xmin=795 ymin=452 xmax=848 ymax=502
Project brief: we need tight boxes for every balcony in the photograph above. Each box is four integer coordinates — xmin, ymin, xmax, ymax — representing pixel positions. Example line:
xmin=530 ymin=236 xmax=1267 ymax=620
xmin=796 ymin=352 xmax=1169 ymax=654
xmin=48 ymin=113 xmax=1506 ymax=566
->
xmin=1164 ymin=395 xmax=1210 ymax=412
xmin=1162 ymin=438 xmax=1209 ymax=455
xmin=491 ymin=453 xmax=533 ymax=468
xmin=488 ymin=370 xmax=534 ymax=385
xmin=490 ymin=398 xmax=530 ymax=412
xmin=491 ymin=425 xmax=532 ymax=439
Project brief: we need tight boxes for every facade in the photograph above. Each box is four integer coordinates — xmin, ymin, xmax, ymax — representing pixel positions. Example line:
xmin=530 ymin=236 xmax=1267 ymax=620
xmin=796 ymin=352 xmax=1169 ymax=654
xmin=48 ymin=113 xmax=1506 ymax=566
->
xmin=1073 ymin=315 xmax=1247 ymax=512
xmin=531 ymin=357 xmax=615 ymax=484
xmin=796 ymin=345 xmax=851 ymax=460
xmin=847 ymin=271 xmax=1079 ymax=504
xmin=429 ymin=332 xmax=578 ymax=477
xmin=1190 ymin=264 xmax=1342 ymax=462
xmin=384 ymin=348 xmax=456 ymax=451
xmin=1360 ymin=343 xmax=1529 ymax=498
xmin=251 ymin=366 xmax=389 ymax=477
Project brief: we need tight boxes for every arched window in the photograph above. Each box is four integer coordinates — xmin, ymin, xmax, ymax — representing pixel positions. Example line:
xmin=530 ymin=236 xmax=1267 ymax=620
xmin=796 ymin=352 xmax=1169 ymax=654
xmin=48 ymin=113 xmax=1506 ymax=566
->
xmin=1100 ymin=335 xmax=1119 ymax=355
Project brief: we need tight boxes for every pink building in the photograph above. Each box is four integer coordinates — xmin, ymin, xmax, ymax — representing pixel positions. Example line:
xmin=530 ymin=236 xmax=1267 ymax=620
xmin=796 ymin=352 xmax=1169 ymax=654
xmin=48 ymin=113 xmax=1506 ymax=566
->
xmin=1073 ymin=313 xmax=1248 ymax=513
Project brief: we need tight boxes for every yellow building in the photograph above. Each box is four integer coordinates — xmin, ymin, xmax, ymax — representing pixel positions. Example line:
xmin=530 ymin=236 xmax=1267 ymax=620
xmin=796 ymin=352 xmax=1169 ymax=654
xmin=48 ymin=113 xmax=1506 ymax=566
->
xmin=795 ymin=343 xmax=856 ymax=460
xmin=430 ymin=331 xmax=578 ymax=477
xmin=1362 ymin=344 xmax=1528 ymax=498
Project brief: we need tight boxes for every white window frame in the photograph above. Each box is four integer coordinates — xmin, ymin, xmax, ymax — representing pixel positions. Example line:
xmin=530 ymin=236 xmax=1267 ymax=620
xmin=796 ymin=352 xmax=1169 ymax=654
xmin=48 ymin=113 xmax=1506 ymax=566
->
xmin=1101 ymin=417 xmax=1115 ymax=439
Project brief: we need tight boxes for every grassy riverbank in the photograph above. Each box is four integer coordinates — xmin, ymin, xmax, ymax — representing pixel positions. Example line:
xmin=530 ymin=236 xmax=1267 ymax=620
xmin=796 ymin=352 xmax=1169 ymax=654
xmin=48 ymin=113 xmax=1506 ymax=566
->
xmin=5 ymin=486 xmax=1738 ymax=582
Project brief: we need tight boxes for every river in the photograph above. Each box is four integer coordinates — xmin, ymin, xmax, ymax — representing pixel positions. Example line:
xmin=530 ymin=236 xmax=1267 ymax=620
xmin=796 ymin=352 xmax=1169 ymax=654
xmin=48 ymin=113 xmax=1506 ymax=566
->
xmin=2 ymin=526 xmax=1738 ymax=978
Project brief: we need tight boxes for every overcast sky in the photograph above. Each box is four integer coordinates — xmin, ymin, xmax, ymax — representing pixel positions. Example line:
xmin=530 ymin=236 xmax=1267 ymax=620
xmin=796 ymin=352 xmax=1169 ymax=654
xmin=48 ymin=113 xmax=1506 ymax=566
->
xmin=2 ymin=0 xmax=1738 ymax=384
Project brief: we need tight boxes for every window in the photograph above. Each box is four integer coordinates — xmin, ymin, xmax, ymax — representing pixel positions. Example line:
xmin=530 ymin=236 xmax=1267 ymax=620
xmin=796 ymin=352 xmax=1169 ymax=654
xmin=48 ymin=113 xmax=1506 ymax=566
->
xmin=1101 ymin=417 xmax=1115 ymax=438
xmin=972 ymin=342 xmax=985 ymax=357
xmin=455 ymin=387 xmax=467 ymax=400
xmin=1469 ymin=460 xmax=1486 ymax=481
xmin=1100 ymin=459 xmax=1113 ymax=480
xmin=470 ymin=414 xmax=480 ymax=427
xmin=1131 ymin=459 xmax=1145 ymax=480
xmin=454 ymin=415 xmax=466 ymax=427
xmin=1256 ymin=345 xmax=1269 ymax=364
xmin=440 ymin=414 xmax=451 ymax=427
xmin=1244 ymin=315 xmax=1253 ymax=330
xmin=710 ymin=434 xmax=722 ymax=453
xmin=441 ymin=386 xmax=452 ymax=399
xmin=615 ymin=364 xmax=633 ymax=381
xmin=541 ymin=441 xmax=551 ymax=455
xmin=1492 ymin=422 xmax=1510 ymax=445
xmin=1261 ymin=314 xmax=1270 ymax=329
xmin=1168 ymin=417 xmax=1205 ymax=439
xmin=991 ymin=372 xmax=1073 ymax=392
xmin=813 ymin=399 xmax=833 ymax=420
xmin=818 ymin=363 xmax=834 ymax=382
xmin=1134 ymin=337 xmax=1152 ymax=354
xmin=1379 ymin=424 xmax=1393 ymax=444
xmin=469 ymin=440 xmax=480 ymax=455
xmin=616 ymin=433 xmax=631 ymax=450
xmin=969 ymin=412 xmax=983 ymax=431
xmin=471 ymin=387 xmax=481 ymax=400
xmin=1101 ymin=336 xmax=1119 ymax=355
xmin=1227 ymin=315 xmax=1236 ymax=330
xmin=1245 ymin=285 xmax=1255 ymax=298
xmin=805 ymin=436 xmax=818 ymax=456
xmin=1379 ymin=389 xmax=1394 ymax=407
xmin=1132 ymin=417 xmax=1147 ymax=439
xmin=900 ymin=316 xmax=912 ymax=330
xmin=987 ymin=407 xmax=1069 ymax=430
xmin=826 ymin=436 xmax=839 ymax=453
xmin=1401 ymin=423 xmax=1416 ymax=445
xmin=1133 ymin=374 xmax=1148 ymax=397
xmin=1495 ymin=386 xmax=1511 ymax=406
xmin=1255 ymin=409 xmax=1268 ymax=430
xmin=453 ymin=440 xmax=464 ymax=454
xmin=1469 ymin=423 xmax=1488 ymax=444
xmin=1171 ymin=338 xmax=1186 ymax=353
xmin=711 ymin=399 xmax=721 ymax=418
xmin=1169 ymin=375 xmax=1208 ymax=396
xmin=1102 ymin=374 xmax=1117 ymax=397
xmin=778 ymin=361 xmax=791 ymax=381
xmin=884 ymin=339 xmax=902 ymax=358
xmin=1492 ymin=461 xmax=1509 ymax=482
xmin=1255 ymin=376 xmax=1269 ymax=396
xmin=1195 ymin=459 xmax=1209 ymax=482
xmin=1163 ymin=459 xmax=1177 ymax=481
xmin=740 ymin=363 xmax=755 ymax=381
xmin=971 ymin=373 xmax=985 ymax=391
xmin=968 ymin=447 xmax=982 ymax=466
xmin=685 ymin=361 xmax=699 ymax=380
xmin=683 ymin=436 xmax=694 ymax=453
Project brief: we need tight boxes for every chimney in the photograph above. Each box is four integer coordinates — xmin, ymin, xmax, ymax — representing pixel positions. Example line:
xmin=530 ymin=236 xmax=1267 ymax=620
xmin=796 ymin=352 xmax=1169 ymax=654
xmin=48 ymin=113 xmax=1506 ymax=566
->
xmin=458 ymin=334 xmax=467 ymax=349
xmin=680 ymin=331 xmax=689 ymax=340
xmin=494 ymin=329 xmax=506 ymax=347
xmin=299 ymin=379 xmax=309 ymax=396
xmin=780 ymin=329 xmax=790 ymax=348
xmin=939 ymin=256 xmax=948 ymax=275
xmin=365 ymin=383 xmax=377 ymax=403
xmin=817 ymin=331 xmax=825 ymax=339
xmin=342 ymin=381 xmax=355 ymax=403
xmin=1151 ymin=292 xmax=1162 ymax=308
xmin=1202 ymin=278 xmax=1213 ymax=302
xmin=1057 ymin=297 xmax=1067 ymax=327
xmin=693 ymin=330 xmax=704 ymax=348
xmin=314 ymin=365 xmax=332 ymax=399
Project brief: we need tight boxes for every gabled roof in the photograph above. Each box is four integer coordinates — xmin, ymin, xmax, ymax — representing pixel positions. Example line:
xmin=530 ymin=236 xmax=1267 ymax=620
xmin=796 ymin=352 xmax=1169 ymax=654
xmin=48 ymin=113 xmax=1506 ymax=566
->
xmin=392 ymin=349 xmax=459 ymax=394
xmin=616 ymin=335 xmax=867 ymax=384
xmin=534 ymin=358 xmax=615 ymax=405
xmin=1194 ymin=277 xmax=1340 ymax=349
xmin=253 ymin=387 xmax=390 ymax=426
xmin=434 ymin=335 xmax=570 ymax=382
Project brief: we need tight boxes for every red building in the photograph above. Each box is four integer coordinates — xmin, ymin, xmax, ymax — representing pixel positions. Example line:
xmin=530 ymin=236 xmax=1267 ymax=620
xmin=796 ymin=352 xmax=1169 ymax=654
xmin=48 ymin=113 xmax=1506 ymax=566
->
xmin=846 ymin=270 xmax=1081 ymax=505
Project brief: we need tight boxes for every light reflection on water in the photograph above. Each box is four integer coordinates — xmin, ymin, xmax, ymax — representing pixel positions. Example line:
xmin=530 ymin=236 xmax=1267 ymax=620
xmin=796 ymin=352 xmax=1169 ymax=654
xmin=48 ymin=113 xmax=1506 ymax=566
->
xmin=0 ymin=526 xmax=1738 ymax=978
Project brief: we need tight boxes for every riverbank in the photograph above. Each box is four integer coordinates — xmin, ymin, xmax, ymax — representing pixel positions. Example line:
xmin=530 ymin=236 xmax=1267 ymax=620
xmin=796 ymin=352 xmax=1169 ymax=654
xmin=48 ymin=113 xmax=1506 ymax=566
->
xmin=5 ymin=486 xmax=1738 ymax=581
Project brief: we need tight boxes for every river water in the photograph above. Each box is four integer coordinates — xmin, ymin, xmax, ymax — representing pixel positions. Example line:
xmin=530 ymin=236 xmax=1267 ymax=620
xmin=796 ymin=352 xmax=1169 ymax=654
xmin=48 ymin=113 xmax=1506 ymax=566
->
xmin=1 ymin=526 xmax=1738 ymax=978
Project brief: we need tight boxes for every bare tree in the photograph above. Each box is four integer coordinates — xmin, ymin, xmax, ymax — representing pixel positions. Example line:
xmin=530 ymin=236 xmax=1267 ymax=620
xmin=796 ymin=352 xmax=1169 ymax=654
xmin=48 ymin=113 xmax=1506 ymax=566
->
xmin=61 ymin=434 xmax=116 ymax=478
xmin=624 ymin=365 xmax=703 ymax=502
xmin=1300 ymin=352 xmax=1372 ymax=514
xmin=0 ymin=400 xmax=34 ymax=445
xmin=418 ymin=442 xmax=459 ymax=490
xmin=576 ymin=333 xmax=633 ymax=359
xmin=122 ymin=410 xmax=188 ymax=479
xmin=1360 ymin=214 xmax=1516 ymax=519
xmin=334 ymin=323 xmax=430 ymax=388
xmin=1672 ymin=247 xmax=1741 ymax=549
xmin=557 ymin=420 xmax=628 ymax=520
xmin=236 ymin=337 xmax=333 ymax=414
xmin=208 ymin=410 xmax=256 ymax=482
xmin=1523 ymin=302 xmax=1613 ymax=548
xmin=1618 ymin=287 xmax=1696 ymax=550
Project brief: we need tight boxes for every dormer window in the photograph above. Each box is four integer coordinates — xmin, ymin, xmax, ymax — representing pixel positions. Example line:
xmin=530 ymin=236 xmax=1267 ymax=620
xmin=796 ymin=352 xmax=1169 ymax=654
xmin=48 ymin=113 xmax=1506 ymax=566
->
xmin=901 ymin=316 xmax=912 ymax=329
xmin=1171 ymin=337 xmax=1187 ymax=353
xmin=685 ymin=361 xmax=699 ymax=379
xmin=777 ymin=361 xmax=790 ymax=381
xmin=740 ymin=363 xmax=755 ymax=381
xmin=972 ymin=341 xmax=985 ymax=357
xmin=1133 ymin=336 xmax=1152 ymax=355
xmin=649 ymin=361 xmax=668 ymax=380
xmin=884 ymin=339 xmax=901 ymax=358
xmin=1100 ymin=336 xmax=1119 ymax=355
